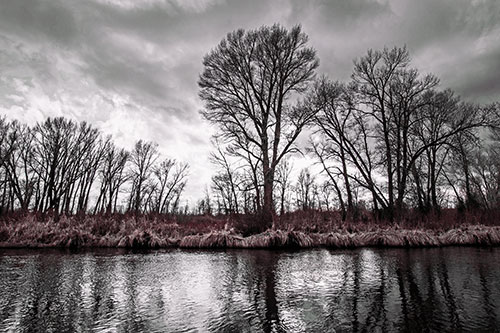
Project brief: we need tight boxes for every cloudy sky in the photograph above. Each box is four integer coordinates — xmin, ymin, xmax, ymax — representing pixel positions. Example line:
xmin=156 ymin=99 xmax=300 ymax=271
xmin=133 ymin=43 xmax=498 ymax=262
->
xmin=0 ymin=0 xmax=499 ymax=204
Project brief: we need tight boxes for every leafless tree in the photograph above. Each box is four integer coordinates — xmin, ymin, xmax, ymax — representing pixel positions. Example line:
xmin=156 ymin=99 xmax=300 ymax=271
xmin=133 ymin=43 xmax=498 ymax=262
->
xmin=62 ymin=122 xmax=105 ymax=214
xmin=94 ymin=142 xmax=130 ymax=214
xmin=128 ymin=140 xmax=159 ymax=213
xmin=30 ymin=118 xmax=99 ymax=215
xmin=319 ymin=181 xmax=335 ymax=211
xmin=0 ymin=118 xmax=19 ymax=213
xmin=409 ymin=90 xmax=459 ymax=211
xmin=312 ymin=46 xmax=497 ymax=219
xmin=0 ymin=116 xmax=191 ymax=217
xmin=1 ymin=121 xmax=37 ymax=211
xmin=210 ymin=139 xmax=241 ymax=214
xmin=199 ymin=24 xmax=319 ymax=228
xmin=151 ymin=158 xmax=189 ymax=214
xmin=351 ymin=46 xmax=440 ymax=217
xmin=295 ymin=168 xmax=317 ymax=211
xmin=311 ymin=79 xmax=362 ymax=218
xmin=274 ymin=158 xmax=293 ymax=215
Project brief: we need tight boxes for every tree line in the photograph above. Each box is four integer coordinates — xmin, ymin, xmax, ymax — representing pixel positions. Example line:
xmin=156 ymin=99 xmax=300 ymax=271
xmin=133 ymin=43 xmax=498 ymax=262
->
xmin=0 ymin=117 xmax=189 ymax=216
xmin=198 ymin=24 xmax=500 ymax=228
xmin=1 ymin=24 xmax=498 ymax=227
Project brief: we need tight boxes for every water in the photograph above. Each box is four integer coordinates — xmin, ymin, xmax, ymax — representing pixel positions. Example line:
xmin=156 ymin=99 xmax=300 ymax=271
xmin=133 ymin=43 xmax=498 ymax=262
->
xmin=0 ymin=247 xmax=499 ymax=332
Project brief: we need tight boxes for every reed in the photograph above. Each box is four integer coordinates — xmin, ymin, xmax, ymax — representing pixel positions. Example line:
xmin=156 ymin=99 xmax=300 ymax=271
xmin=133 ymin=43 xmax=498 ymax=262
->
xmin=179 ymin=232 xmax=244 ymax=248
xmin=1 ymin=212 xmax=500 ymax=249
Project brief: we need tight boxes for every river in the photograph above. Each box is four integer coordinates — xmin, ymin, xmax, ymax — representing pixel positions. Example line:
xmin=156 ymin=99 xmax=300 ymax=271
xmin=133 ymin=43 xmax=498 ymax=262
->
xmin=1 ymin=247 xmax=499 ymax=332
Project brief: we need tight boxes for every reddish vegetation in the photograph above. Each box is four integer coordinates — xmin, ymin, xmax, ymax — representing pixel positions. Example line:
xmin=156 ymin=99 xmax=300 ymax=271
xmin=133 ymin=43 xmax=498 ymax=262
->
xmin=274 ymin=208 xmax=500 ymax=233
xmin=0 ymin=209 xmax=499 ymax=249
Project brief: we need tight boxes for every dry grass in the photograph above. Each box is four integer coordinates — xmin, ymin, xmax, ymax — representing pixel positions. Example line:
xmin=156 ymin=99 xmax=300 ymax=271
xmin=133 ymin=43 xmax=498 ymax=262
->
xmin=179 ymin=231 xmax=245 ymax=248
xmin=175 ymin=227 xmax=500 ymax=249
xmin=0 ymin=214 xmax=183 ymax=248
xmin=0 ymin=211 xmax=500 ymax=249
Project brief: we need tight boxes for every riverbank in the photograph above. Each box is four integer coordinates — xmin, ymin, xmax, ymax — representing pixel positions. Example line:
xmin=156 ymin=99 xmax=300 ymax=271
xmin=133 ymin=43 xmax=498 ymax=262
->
xmin=1 ymin=213 xmax=499 ymax=249
xmin=178 ymin=226 xmax=500 ymax=249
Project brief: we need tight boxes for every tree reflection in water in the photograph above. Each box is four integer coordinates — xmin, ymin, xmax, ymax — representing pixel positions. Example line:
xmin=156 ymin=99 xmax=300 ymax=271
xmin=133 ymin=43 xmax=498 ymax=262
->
xmin=0 ymin=247 xmax=499 ymax=332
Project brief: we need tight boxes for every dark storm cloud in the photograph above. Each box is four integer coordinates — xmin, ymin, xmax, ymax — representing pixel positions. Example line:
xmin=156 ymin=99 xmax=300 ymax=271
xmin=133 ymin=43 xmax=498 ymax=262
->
xmin=82 ymin=39 xmax=168 ymax=101
xmin=2 ymin=0 xmax=499 ymax=109
xmin=281 ymin=0 xmax=500 ymax=103
xmin=401 ymin=0 xmax=500 ymax=103
xmin=448 ymin=46 xmax=500 ymax=103
xmin=0 ymin=0 xmax=499 ymax=200
xmin=0 ymin=0 xmax=78 ymax=45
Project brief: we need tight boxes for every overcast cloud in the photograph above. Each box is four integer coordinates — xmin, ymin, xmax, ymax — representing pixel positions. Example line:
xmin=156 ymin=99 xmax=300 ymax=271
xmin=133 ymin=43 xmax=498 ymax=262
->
xmin=1 ymin=0 xmax=499 ymax=203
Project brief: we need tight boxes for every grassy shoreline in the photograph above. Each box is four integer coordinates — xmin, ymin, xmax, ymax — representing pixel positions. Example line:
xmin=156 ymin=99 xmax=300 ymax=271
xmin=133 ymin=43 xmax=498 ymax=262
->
xmin=1 ymin=213 xmax=499 ymax=249
xmin=176 ymin=226 xmax=500 ymax=249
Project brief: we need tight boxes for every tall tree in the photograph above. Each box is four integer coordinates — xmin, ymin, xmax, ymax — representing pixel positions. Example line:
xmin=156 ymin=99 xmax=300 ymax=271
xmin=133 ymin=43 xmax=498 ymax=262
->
xmin=129 ymin=140 xmax=159 ymax=213
xmin=94 ymin=142 xmax=129 ymax=214
xmin=351 ymin=46 xmax=439 ymax=217
xmin=210 ymin=139 xmax=240 ymax=214
xmin=295 ymin=168 xmax=317 ymax=211
xmin=333 ymin=46 xmax=495 ymax=218
xmin=31 ymin=117 xmax=94 ymax=215
xmin=1 ymin=121 xmax=37 ymax=211
xmin=199 ymin=24 xmax=319 ymax=228
xmin=312 ymin=79 xmax=359 ymax=218
xmin=274 ymin=157 xmax=293 ymax=215
xmin=151 ymin=158 xmax=189 ymax=214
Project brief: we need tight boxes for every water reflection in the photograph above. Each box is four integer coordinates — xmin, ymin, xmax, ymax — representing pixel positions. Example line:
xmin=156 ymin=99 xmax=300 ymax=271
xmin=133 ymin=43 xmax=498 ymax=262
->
xmin=0 ymin=247 xmax=499 ymax=332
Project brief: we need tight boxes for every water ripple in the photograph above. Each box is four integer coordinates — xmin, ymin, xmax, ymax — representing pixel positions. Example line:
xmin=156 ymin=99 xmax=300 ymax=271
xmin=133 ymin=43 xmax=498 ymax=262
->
xmin=0 ymin=247 xmax=499 ymax=332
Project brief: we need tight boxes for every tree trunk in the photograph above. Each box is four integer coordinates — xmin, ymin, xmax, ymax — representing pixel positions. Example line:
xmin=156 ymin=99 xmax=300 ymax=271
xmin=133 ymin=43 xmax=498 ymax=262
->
xmin=261 ymin=167 xmax=274 ymax=229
